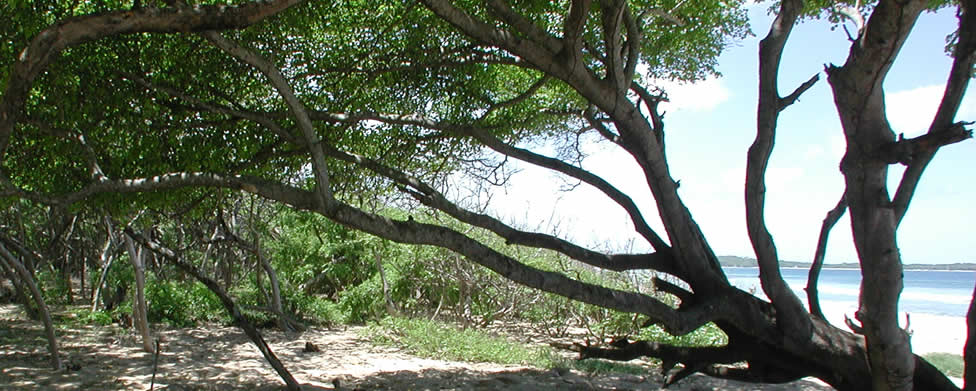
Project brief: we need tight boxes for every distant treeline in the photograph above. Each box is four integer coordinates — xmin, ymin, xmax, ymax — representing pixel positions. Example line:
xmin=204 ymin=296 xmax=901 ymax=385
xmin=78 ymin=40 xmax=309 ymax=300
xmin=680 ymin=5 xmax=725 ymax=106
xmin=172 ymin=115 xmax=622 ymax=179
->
xmin=718 ymin=256 xmax=976 ymax=271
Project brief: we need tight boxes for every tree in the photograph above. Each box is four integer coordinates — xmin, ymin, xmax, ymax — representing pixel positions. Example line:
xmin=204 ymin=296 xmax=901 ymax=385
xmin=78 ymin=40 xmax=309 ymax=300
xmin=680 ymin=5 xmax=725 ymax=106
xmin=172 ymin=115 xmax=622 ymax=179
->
xmin=0 ymin=0 xmax=972 ymax=390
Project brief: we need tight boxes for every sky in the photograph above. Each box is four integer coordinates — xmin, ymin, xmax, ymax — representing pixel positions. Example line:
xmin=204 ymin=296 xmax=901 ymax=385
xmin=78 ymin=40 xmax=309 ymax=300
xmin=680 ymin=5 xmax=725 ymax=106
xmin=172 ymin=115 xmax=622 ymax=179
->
xmin=486 ymin=5 xmax=976 ymax=264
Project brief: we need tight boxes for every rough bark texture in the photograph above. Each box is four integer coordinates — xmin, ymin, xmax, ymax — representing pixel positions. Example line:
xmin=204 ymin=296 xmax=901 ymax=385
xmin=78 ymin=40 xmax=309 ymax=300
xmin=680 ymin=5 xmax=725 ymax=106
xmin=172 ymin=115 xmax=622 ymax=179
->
xmin=826 ymin=0 xmax=973 ymax=388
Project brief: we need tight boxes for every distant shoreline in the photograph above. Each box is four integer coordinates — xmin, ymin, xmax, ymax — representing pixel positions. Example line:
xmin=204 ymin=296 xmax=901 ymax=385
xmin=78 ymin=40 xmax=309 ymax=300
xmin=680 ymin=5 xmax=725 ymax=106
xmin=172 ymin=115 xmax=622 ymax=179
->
xmin=719 ymin=256 xmax=976 ymax=271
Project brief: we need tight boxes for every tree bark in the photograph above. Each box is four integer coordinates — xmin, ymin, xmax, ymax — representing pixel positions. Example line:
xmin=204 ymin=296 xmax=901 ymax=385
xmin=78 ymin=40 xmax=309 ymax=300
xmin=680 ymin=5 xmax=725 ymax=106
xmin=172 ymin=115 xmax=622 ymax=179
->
xmin=965 ymin=282 xmax=976 ymax=391
xmin=123 ymin=234 xmax=155 ymax=353
xmin=125 ymin=228 xmax=302 ymax=391
xmin=91 ymin=218 xmax=117 ymax=312
xmin=807 ymin=193 xmax=848 ymax=320
xmin=0 ymin=243 xmax=61 ymax=370
xmin=826 ymin=0 xmax=930 ymax=387
xmin=0 ymin=253 xmax=38 ymax=319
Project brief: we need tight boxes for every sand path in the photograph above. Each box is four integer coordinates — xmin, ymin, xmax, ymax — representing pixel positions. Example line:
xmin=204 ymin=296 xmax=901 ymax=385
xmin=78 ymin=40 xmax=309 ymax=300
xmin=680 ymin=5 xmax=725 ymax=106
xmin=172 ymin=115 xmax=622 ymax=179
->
xmin=0 ymin=304 xmax=836 ymax=390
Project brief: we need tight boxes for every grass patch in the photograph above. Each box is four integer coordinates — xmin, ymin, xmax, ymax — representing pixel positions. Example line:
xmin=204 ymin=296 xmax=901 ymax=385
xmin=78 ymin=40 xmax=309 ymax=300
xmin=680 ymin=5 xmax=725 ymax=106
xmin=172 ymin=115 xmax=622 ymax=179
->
xmin=363 ymin=316 xmax=658 ymax=376
xmin=364 ymin=316 xmax=557 ymax=366
xmin=923 ymin=352 xmax=964 ymax=378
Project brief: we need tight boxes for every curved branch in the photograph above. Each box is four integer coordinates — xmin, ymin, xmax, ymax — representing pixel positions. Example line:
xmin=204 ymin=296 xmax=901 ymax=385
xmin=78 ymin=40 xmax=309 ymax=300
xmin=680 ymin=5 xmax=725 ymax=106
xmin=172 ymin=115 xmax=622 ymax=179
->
xmin=479 ymin=75 xmax=550 ymax=120
xmin=307 ymin=110 xmax=671 ymax=253
xmin=806 ymin=192 xmax=847 ymax=320
xmin=747 ymin=0 xmax=810 ymax=337
xmin=326 ymin=201 xmax=720 ymax=335
xmin=0 ymin=0 xmax=302 ymax=159
xmin=486 ymin=0 xmax=564 ymax=53
xmin=202 ymin=31 xmax=335 ymax=209
xmin=124 ymin=228 xmax=302 ymax=391
xmin=318 ymin=141 xmax=679 ymax=276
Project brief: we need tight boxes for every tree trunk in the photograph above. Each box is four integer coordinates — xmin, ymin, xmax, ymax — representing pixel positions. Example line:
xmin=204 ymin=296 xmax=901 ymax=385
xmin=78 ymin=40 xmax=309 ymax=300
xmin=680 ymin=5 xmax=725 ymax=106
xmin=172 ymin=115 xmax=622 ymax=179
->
xmin=0 ymin=253 xmax=38 ymax=319
xmin=91 ymin=223 xmax=116 ymax=312
xmin=126 ymin=228 xmax=302 ymax=391
xmin=965 ymin=282 xmax=976 ymax=391
xmin=0 ymin=243 xmax=61 ymax=370
xmin=255 ymin=239 xmax=294 ymax=331
xmin=372 ymin=248 xmax=398 ymax=316
xmin=123 ymin=234 xmax=155 ymax=353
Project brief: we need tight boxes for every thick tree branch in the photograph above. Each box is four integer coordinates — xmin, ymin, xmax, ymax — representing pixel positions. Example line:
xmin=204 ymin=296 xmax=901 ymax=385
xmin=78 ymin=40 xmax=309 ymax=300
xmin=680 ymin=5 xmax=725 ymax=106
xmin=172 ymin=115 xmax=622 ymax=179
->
xmin=880 ymin=122 xmax=973 ymax=166
xmin=486 ymin=0 xmax=564 ymax=53
xmin=317 ymin=141 xmax=678 ymax=276
xmin=418 ymin=0 xmax=556 ymax=70
xmin=307 ymin=110 xmax=671 ymax=253
xmin=599 ymin=0 xmax=628 ymax=90
xmin=202 ymin=31 xmax=336 ymax=210
xmin=806 ymin=192 xmax=848 ymax=320
xmin=748 ymin=0 xmax=811 ymax=339
xmin=0 ymin=0 xmax=302 ymax=160
xmin=562 ymin=0 xmax=592 ymax=55
xmin=570 ymin=339 xmax=742 ymax=365
xmin=826 ymin=0 xmax=933 ymax=388
xmin=326 ymin=201 xmax=726 ymax=336
xmin=890 ymin=0 xmax=975 ymax=224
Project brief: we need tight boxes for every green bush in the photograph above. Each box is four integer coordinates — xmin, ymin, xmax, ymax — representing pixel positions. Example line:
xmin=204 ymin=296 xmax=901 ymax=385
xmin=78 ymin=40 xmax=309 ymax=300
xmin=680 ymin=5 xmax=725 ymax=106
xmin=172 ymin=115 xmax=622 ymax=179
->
xmin=638 ymin=322 xmax=728 ymax=347
xmin=145 ymin=277 xmax=225 ymax=327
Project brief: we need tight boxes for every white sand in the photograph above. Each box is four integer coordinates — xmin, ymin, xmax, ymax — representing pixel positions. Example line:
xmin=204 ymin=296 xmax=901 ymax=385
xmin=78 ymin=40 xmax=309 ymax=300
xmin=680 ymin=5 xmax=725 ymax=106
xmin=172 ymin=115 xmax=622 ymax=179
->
xmin=820 ymin=301 xmax=967 ymax=355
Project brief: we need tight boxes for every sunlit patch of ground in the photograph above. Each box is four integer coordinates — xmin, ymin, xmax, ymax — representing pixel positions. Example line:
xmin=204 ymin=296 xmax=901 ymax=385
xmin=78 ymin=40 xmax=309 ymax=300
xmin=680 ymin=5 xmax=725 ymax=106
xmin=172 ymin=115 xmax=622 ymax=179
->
xmin=0 ymin=304 xmax=834 ymax=390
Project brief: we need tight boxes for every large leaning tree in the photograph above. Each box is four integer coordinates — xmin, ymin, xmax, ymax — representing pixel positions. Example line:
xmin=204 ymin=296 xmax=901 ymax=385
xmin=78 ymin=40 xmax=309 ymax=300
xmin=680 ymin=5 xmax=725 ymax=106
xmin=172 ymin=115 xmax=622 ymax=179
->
xmin=1 ymin=0 xmax=973 ymax=390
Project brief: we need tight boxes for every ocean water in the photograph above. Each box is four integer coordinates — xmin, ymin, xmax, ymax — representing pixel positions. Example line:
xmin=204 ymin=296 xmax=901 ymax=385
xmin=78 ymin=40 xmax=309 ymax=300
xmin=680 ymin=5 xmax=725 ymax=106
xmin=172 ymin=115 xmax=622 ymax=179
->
xmin=725 ymin=267 xmax=976 ymax=317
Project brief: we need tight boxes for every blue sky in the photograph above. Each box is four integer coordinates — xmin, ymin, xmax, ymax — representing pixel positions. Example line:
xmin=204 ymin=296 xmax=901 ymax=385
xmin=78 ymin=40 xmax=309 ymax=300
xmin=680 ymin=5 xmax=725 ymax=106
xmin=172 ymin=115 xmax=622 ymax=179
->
xmin=488 ymin=5 xmax=976 ymax=264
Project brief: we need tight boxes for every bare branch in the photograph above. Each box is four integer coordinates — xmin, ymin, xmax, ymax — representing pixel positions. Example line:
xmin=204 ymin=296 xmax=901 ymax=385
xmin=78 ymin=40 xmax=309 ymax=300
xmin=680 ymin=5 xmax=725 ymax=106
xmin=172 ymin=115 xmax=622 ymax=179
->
xmin=890 ymin=0 xmax=975 ymax=226
xmin=779 ymin=73 xmax=820 ymax=109
xmin=318 ymin=140 xmax=677 ymax=275
xmin=325 ymin=201 xmax=712 ymax=334
xmin=124 ymin=228 xmax=302 ymax=390
xmin=806 ymin=192 xmax=847 ymax=320
xmin=748 ymin=0 xmax=811 ymax=338
xmin=880 ymin=122 xmax=973 ymax=165
xmin=308 ymin=110 xmax=671 ymax=253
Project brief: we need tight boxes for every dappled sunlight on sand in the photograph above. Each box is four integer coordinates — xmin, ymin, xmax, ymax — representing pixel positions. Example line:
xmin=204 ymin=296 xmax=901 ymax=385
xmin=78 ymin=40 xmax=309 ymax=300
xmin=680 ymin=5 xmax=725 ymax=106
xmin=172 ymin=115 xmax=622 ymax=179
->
xmin=0 ymin=304 xmax=835 ymax=390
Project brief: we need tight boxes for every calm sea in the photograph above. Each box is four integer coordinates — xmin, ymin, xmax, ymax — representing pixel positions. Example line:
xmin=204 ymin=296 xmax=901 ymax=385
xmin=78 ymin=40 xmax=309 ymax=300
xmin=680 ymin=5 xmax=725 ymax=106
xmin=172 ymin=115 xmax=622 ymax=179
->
xmin=725 ymin=267 xmax=976 ymax=317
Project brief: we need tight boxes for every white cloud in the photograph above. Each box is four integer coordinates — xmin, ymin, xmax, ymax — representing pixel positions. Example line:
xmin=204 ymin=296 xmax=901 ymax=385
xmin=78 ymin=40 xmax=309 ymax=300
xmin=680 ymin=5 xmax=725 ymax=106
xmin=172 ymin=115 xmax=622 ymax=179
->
xmin=886 ymin=84 xmax=976 ymax=137
xmin=651 ymin=77 xmax=731 ymax=112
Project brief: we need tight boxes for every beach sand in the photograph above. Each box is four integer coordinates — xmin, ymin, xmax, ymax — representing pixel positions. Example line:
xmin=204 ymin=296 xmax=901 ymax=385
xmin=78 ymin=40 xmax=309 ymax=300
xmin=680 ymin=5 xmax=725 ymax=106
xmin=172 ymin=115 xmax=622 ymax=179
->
xmin=820 ymin=301 xmax=968 ymax=355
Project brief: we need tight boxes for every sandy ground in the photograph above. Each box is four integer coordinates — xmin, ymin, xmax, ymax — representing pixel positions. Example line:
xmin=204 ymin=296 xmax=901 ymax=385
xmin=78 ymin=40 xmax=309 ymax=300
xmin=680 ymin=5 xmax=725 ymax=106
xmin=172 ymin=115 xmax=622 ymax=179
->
xmin=819 ymin=301 xmax=967 ymax=355
xmin=0 ymin=304 xmax=841 ymax=391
